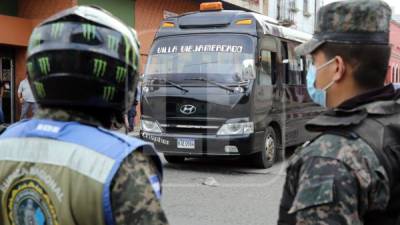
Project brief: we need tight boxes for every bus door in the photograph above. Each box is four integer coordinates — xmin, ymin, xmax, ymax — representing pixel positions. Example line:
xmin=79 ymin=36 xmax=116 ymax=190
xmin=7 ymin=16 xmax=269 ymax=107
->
xmin=283 ymin=41 xmax=309 ymax=145
xmin=272 ymin=40 xmax=294 ymax=147
xmin=255 ymin=35 xmax=278 ymax=130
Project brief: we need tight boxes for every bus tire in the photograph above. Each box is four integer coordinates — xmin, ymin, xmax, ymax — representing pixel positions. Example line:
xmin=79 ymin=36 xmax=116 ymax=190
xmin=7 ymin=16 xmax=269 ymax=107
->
xmin=252 ymin=126 xmax=280 ymax=169
xmin=164 ymin=155 xmax=186 ymax=164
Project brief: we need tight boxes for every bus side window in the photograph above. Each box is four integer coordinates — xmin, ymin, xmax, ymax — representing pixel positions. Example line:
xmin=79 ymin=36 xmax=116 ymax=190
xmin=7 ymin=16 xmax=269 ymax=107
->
xmin=287 ymin=42 xmax=303 ymax=85
xmin=259 ymin=50 xmax=273 ymax=85
xmin=259 ymin=35 xmax=278 ymax=85
xmin=301 ymin=56 xmax=308 ymax=84
xmin=271 ymin=52 xmax=277 ymax=85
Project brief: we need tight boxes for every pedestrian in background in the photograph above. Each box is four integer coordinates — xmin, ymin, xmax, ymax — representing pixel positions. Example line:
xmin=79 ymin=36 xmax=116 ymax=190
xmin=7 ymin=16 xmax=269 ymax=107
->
xmin=18 ymin=73 xmax=38 ymax=119
xmin=278 ymin=0 xmax=400 ymax=224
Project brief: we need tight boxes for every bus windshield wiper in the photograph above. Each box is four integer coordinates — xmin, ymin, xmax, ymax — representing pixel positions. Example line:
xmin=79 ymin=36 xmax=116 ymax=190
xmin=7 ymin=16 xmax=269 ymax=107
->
xmin=186 ymin=77 xmax=235 ymax=93
xmin=147 ymin=78 xmax=189 ymax=93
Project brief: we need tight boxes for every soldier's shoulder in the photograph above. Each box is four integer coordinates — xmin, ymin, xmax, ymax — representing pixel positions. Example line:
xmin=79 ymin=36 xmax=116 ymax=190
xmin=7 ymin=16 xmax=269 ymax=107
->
xmin=111 ymin=150 xmax=168 ymax=225
xmin=118 ymin=149 xmax=160 ymax=180
xmin=289 ymin=133 xmax=378 ymax=169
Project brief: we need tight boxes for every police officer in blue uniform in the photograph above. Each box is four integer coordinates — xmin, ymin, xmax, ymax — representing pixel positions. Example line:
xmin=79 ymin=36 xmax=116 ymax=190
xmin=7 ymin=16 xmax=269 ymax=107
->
xmin=0 ymin=6 xmax=169 ymax=225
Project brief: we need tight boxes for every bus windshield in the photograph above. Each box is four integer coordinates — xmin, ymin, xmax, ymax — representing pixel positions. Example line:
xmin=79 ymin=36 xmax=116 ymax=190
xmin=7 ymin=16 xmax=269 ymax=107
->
xmin=145 ymin=34 xmax=256 ymax=81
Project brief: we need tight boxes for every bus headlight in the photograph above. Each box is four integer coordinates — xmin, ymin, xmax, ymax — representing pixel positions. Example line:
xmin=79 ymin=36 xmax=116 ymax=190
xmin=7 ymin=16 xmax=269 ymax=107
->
xmin=233 ymin=86 xmax=244 ymax=93
xmin=142 ymin=86 xmax=150 ymax=93
xmin=217 ymin=122 xmax=254 ymax=136
xmin=141 ymin=120 xmax=162 ymax=133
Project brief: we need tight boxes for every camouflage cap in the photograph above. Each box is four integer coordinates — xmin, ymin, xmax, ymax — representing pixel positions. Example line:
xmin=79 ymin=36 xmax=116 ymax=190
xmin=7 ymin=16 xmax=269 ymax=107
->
xmin=296 ymin=0 xmax=392 ymax=55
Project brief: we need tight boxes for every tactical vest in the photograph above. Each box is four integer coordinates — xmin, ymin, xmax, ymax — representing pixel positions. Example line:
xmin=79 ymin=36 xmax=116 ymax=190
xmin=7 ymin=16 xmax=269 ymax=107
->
xmin=0 ymin=119 xmax=161 ymax=225
xmin=306 ymin=99 xmax=400 ymax=225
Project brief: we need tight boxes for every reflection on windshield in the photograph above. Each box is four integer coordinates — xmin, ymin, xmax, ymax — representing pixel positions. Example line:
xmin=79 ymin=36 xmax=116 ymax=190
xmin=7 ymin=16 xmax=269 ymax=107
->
xmin=145 ymin=52 xmax=254 ymax=75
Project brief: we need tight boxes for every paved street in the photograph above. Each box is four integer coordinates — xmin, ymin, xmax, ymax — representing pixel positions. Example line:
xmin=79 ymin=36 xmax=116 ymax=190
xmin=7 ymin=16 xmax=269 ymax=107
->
xmin=161 ymin=157 xmax=287 ymax=225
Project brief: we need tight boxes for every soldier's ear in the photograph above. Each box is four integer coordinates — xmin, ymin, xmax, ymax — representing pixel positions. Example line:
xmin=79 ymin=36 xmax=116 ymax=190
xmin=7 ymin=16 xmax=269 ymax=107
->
xmin=332 ymin=56 xmax=345 ymax=82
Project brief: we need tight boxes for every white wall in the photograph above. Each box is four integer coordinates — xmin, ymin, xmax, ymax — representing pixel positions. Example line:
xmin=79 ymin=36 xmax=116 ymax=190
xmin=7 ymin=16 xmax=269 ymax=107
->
xmin=268 ymin=0 xmax=322 ymax=34
xmin=223 ymin=0 xmax=321 ymax=34
xmin=268 ymin=0 xmax=278 ymax=18
xmin=223 ymin=0 xmax=260 ymax=12
xmin=292 ymin=0 xmax=317 ymax=34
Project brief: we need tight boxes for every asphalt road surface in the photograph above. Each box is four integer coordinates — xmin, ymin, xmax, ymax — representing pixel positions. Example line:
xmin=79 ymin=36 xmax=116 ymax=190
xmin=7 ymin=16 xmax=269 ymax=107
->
xmin=161 ymin=157 xmax=287 ymax=225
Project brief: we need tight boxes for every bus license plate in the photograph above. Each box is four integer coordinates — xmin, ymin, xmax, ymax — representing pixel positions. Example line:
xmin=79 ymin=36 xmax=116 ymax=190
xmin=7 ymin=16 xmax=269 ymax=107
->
xmin=177 ymin=138 xmax=195 ymax=149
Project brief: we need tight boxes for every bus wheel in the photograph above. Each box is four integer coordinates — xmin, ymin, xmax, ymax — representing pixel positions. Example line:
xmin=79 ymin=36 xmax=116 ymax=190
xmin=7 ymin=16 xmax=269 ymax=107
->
xmin=164 ymin=155 xmax=186 ymax=164
xmin=253 ymin=126 xmax=279 ymax=169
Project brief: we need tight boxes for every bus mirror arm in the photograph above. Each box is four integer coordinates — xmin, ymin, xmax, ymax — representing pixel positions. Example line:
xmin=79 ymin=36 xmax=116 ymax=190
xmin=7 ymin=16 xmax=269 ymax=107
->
xmin=255 ymin=55 xmax=262 ymax=66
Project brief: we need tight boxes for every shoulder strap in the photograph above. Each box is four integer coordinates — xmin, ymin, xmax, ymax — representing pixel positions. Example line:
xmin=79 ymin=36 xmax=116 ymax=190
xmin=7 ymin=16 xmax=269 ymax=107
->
xmin=352 ymin=116 xmax=400 ymax=217
xmin=351 ymin=117 xmax=396 ymax=181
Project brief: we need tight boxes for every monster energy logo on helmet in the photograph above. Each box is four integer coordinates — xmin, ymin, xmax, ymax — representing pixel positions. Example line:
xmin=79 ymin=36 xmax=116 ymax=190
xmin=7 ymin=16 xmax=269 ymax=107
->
xmin=123 ymin=36 xmax=137 ymax=66
xmin=27 ymin=62 xmax=34 ymax=78
xmin=38 ymin=57 xmax=50 ymax=75
xmin=116 ymin=66 xmax=127 ymax=83
xmin=103 ymin=86 xmax=116 ymax=101
xmin=107 ymin=35 xmax=119 ymax=52
xmin=28 ymin=32 xmax=42 ymax=52
xmin=51 ymin=22 xmax=64 ymax=39
xmin=34 ymin=82 xmax=46 ymax=98
xmin=93 ymin=59 xmax=107 ymax=78
xmin=82 ymin=24 xmax=96 ymax=41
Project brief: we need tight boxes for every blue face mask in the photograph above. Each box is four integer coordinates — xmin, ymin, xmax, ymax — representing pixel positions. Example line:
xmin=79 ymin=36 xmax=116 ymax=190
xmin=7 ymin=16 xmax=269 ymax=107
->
xmin=306 ymin=58 xmax=336 ymax=107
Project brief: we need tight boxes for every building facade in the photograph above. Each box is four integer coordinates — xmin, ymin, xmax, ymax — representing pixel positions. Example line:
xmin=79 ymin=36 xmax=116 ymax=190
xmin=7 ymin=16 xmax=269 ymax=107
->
xmin=223 ymin=0 xmax=269 ymax=14
xmin=269 ymin=0 xmax=322 ymax=34
xmin=386 ymin=21 xmax=400 ymax=84
xmin=221 ymin=0 xmax=321 ymax=34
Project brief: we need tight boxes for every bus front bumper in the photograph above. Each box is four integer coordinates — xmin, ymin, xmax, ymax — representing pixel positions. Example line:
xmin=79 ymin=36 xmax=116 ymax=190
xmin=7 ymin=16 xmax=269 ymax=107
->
xmin=140 ymin=131 xmax=264 ymax=157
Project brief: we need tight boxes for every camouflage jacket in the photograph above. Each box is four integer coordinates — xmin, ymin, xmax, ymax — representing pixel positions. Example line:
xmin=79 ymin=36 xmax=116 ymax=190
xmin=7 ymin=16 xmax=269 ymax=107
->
xmin=35 ymin=109 xmax=169 ymax=225
xmin=277 ymin=85 xmax=400 ymax=225
xmin=278 ymin=133 xmax=390 ymax=225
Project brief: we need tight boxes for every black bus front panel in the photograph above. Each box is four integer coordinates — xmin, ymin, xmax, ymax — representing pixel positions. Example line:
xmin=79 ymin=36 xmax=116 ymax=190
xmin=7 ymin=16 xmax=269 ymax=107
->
xmin=141 ymin=131 xmax=264 ymax=157
xmin=140 ymin=84 xmax=262 ymax=156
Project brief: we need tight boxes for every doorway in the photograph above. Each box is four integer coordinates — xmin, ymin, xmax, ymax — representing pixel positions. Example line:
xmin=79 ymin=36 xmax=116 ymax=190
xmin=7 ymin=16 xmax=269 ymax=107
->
xmin=0 ymin=47 xmax=15 ymax=124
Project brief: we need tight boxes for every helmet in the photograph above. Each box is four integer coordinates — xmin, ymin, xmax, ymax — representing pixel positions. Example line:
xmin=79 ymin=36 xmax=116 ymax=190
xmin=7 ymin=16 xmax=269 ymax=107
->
xmin=26 ymin=5 xmax=140 ymax=114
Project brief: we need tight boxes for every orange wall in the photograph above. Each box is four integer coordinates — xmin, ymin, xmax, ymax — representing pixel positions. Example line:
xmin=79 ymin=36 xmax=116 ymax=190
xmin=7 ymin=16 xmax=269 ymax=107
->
xmin=18 ymin=0 xmax=77 ymax=20
xmin=15 ymin=0 xmax=77 ymax=76
xmin=135 ymin=0 xmax=199 ymax=72
xmin=0 ymin=15 xmax=33 ymax=47
xmin=0 ymin=0 xmax=76 ymax=48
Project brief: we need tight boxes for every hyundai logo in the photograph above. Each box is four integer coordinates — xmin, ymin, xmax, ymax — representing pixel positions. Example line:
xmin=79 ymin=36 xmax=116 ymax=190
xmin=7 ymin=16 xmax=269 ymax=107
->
xmin=180 ymin=104 xmax=197 ymax=115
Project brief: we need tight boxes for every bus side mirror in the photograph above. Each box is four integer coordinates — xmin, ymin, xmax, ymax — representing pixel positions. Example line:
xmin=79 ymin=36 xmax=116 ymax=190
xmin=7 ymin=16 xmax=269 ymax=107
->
xmin=242 ymin=59 xmax=256 ymax=80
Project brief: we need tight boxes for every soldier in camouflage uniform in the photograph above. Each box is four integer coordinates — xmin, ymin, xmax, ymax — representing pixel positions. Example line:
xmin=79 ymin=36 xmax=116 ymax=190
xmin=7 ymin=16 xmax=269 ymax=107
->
xmin=0 ymin=6 xmax=168 ymax=225
xmin=278 ymin=1 xmax=400 ymax=224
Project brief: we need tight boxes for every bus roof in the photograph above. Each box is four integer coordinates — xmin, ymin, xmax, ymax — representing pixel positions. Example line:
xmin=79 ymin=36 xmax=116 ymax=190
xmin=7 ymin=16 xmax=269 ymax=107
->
xmin=155 ymin=10 xmax=312 ymax=44
xmin=252 ymin=13 xmax=312 ymax=43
